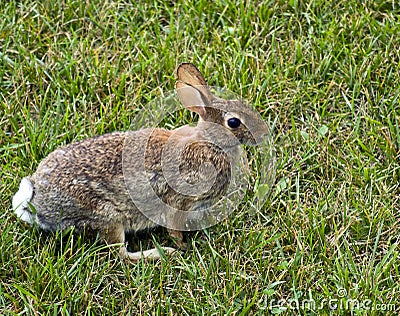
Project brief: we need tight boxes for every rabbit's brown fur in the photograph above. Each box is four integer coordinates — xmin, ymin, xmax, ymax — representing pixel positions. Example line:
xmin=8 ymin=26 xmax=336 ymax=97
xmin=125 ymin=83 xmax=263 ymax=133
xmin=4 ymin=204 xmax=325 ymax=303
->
xmin=13 ymin=63 xmax=269 ymax=261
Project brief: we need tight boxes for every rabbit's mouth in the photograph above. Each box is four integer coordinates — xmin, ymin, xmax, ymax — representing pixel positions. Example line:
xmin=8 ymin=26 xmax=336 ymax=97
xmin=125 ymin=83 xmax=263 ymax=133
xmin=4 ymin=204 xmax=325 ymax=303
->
xmin=245 ymin=122 xmax=270 ymax=146
xmin=233 ymin=129 xmax=267 ymax=147
xmin=247 ymin=134 xmax=268 ymax=146
xmin=244 ymin=138 xmax=258 ymax=146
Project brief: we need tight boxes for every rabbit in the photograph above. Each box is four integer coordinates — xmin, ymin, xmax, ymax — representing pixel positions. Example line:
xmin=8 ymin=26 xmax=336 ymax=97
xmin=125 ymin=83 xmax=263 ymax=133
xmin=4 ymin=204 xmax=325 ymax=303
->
xmin=12 ymin=62 xmax=270 ymax=261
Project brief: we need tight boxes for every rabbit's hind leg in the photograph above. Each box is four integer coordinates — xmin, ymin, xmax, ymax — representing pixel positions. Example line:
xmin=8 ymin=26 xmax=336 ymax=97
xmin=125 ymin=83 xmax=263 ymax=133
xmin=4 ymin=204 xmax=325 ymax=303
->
xmin=103 ymin=224 xmax=177 ymax=262
xmin=122 ymin=245 xmax=177 ymax=262
xmin=101 ymin=224 xmax=137 ymax=259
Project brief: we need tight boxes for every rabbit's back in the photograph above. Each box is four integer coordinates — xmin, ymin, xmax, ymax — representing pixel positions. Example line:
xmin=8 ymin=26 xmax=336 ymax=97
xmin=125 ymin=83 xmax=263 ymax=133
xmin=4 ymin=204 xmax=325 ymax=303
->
xmin=28 ymin=127 xmax=235 ymax=233
xmin=30 ymin=131 xmax=153 ymax=233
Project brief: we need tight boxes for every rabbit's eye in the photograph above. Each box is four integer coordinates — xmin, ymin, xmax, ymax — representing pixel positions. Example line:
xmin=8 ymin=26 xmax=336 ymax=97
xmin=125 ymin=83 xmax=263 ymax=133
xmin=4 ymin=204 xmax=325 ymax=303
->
xmin=227 ymin=117 xmax=241 ymax=129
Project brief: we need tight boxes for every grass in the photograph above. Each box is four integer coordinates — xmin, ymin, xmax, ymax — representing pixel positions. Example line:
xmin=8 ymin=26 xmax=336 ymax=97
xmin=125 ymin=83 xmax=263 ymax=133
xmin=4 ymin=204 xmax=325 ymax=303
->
xmin=1 ymin=0 xmax=400 ymax=314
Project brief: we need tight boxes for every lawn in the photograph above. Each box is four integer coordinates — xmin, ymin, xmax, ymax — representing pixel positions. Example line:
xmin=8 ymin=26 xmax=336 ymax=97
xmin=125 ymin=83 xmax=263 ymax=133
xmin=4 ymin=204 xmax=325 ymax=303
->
xmin=1 ymin=0 xmax=399 ymax=315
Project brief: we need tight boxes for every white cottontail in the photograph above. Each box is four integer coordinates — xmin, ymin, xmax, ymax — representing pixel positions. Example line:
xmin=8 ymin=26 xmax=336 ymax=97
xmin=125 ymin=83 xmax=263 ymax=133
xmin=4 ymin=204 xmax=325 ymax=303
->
xmin=13 ymin=63 xmax=269 ymax=261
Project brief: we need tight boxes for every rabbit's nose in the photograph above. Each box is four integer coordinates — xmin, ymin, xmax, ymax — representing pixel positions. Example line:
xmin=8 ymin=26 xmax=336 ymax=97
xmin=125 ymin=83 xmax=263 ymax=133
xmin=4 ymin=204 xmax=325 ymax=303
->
xmin=246 ymin=122 xmax=270 ymax=145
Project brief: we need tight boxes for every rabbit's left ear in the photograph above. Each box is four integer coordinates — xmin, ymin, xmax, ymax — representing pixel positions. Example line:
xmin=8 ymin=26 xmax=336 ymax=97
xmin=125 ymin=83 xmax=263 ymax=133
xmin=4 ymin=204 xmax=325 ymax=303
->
xmin=176 ymin=63 xmax=213 ymax=99
xmin=176 ymin=80 xmax=209 ymax=118
xmin=176 ymin=63 xmax=214 ymax=118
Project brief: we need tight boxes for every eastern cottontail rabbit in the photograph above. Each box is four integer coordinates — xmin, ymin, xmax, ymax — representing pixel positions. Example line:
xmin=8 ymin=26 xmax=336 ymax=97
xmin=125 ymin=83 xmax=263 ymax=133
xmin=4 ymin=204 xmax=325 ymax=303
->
xmin=13 ymin=63 xmax=269 ymax=261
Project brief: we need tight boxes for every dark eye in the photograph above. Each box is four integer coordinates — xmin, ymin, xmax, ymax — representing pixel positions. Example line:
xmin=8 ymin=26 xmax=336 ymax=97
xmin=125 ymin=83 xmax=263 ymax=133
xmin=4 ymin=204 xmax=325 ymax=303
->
xmin=227 ymin=117 xmax=241 ymax=129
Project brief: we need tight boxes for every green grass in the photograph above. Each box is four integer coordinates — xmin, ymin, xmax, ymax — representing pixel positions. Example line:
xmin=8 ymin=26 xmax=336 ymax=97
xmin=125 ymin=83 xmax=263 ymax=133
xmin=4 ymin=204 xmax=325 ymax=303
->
xmin=1 ymin=0 xmax=400 ymax=314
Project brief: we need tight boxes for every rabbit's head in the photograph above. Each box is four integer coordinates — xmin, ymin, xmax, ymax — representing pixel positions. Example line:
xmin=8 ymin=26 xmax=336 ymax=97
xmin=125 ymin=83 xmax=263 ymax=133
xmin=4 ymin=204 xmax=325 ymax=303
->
xmin=176 ymin=63 xmax=269 ymax=147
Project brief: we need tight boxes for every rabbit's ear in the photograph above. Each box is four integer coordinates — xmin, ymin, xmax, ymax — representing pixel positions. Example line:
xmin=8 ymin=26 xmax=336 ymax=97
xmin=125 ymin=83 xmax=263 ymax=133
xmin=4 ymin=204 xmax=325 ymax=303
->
xmin=176 ymin=63 xmax=213 ymax=101
xmin=176 ymin=81 xmax=208 ymax=118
